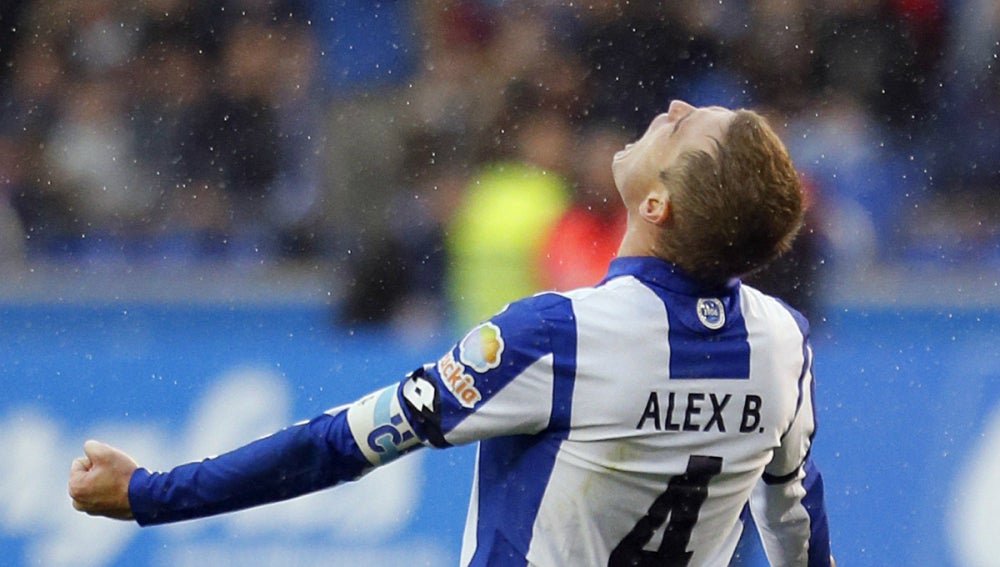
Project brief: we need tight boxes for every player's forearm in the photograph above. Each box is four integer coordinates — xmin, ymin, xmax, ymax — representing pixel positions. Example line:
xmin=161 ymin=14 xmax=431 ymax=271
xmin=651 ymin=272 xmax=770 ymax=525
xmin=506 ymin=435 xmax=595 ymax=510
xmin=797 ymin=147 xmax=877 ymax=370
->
xmin=128 ymin=410 xmax=370 ymax=525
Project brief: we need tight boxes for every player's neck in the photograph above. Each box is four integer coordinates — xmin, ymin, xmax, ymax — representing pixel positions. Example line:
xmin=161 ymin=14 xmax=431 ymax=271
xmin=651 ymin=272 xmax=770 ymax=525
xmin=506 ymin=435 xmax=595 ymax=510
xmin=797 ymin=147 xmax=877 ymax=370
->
xmin=616 ymin=218 xmax=660 ymax=258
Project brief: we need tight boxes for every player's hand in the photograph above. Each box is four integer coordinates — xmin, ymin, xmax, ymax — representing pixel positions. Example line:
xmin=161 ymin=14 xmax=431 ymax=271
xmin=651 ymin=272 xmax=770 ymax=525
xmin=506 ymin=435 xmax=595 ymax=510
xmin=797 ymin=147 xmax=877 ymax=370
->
xmin=68 ymin=440 xmax=138 ymax=520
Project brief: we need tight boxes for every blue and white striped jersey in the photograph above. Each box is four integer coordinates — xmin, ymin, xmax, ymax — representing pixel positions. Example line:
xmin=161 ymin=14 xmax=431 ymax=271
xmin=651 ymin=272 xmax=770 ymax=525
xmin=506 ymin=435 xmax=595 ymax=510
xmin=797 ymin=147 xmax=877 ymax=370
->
xmin=129 ymin=256 xmax=830 ymax=566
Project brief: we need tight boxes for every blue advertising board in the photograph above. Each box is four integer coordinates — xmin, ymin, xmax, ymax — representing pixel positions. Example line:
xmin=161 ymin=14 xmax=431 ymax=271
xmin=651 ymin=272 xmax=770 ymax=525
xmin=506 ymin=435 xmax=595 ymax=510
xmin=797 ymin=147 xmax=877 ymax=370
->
xmin=1 ymin=301 xmax=997 ymax=566
xmin=814 ymin=306 xmax=1000 ymax=567
xmin=0 ymin=302 xmax=472 ymax=567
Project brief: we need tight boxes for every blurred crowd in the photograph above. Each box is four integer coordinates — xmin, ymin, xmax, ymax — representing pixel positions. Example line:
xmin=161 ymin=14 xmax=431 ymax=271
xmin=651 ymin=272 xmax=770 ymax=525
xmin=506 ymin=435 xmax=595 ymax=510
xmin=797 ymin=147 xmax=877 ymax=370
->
xmin=0 ymin=0 xmax=997 ymax=324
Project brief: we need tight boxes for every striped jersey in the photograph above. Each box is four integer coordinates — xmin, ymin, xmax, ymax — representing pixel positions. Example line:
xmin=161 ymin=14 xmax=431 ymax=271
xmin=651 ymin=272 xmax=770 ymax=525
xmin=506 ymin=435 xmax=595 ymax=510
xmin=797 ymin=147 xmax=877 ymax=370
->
xmin=129 ymin=256 xmax=830 ymax=566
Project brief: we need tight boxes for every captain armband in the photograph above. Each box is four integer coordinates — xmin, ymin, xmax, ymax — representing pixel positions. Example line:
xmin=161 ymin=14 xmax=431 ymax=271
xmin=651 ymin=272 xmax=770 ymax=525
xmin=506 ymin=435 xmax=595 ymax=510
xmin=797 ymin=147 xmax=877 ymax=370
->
xmin=345 ymin=385 xmax=422 ymax=467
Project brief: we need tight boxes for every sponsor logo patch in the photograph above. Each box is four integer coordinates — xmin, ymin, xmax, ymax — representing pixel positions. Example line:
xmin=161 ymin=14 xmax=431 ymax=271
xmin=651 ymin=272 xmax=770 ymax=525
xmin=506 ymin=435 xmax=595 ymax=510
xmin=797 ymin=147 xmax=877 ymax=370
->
xmin=697 ymin=297 xmax=726 ymax=330
xmin=458 ymin=322 xmax=505 ymax=372
xmin=437 ymin=351 xmax=483 ymax=409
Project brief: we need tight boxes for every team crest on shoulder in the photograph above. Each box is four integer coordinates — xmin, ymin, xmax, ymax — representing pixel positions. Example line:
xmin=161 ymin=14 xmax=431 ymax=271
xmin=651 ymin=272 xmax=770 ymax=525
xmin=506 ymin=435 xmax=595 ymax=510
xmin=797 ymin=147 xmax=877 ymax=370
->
xmin=459 ymin=322 xmax=505 ymax=372
xmin=697 ymin=298 xmax=726 ymax=330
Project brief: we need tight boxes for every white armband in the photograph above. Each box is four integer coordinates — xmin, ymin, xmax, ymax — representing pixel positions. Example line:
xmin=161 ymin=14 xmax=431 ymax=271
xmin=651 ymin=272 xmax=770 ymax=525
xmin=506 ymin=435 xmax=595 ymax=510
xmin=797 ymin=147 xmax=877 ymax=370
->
xmin=345 ymin=385 xmax=422 ymax=466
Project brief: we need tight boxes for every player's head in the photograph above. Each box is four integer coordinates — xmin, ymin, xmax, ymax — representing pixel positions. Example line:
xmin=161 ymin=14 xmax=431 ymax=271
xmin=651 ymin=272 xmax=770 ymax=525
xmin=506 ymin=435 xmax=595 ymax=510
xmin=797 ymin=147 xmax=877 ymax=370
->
xmin=612 ymin=100 xmax=803 ymax=284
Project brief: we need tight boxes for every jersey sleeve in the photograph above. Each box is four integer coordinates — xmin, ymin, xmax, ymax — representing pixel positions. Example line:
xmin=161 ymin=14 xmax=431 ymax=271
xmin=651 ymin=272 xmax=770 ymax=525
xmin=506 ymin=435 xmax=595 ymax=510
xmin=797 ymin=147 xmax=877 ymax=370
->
xmin=127 ymin=293 xmax=573 ymax=526
xmin=749 ymin=339 xmax=832 ymax=566
xmin=129 ymin=406 xmax=371 ymax=525
xmin=401 ymin=292 xmax=574 ymax=447
xmin=129 ymin=383 xmax=425 ymax=526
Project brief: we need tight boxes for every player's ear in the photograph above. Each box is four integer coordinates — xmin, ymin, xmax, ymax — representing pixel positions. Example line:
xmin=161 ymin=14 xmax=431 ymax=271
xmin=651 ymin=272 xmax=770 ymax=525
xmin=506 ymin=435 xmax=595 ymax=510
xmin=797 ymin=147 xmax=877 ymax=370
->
xmin=638 ymin=185 xmax=670 ymax=225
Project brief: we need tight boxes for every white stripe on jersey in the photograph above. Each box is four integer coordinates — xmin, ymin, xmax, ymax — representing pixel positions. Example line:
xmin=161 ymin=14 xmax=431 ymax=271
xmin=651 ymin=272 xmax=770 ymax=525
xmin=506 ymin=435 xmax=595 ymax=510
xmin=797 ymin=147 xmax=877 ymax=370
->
xmin=446 ymin=354 xmax=555 ymax=445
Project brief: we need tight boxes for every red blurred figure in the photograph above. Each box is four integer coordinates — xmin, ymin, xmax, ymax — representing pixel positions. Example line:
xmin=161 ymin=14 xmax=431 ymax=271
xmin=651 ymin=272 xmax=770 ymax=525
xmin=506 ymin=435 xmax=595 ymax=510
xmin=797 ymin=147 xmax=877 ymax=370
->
xmin=540 ymin=125 xmax=628 ymax=290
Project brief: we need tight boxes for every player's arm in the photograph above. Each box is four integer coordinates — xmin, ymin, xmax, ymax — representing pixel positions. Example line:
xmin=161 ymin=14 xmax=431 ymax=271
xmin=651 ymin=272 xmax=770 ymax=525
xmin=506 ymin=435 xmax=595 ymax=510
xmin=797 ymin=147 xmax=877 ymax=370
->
xmin=69 ymin=294 xmax=563 ymax=524
xmin=752 ymin=457 xmax=831 ymax=567
xmin=69 ymin=382 xmax=423 ymax=525
xmin=750 ymin=342 xmax=832 ymax=567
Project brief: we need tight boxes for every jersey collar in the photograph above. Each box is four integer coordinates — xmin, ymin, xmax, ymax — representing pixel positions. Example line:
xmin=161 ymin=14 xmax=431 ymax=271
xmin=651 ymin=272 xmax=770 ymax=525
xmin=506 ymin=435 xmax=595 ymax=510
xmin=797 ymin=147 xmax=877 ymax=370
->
xmin=602 ymin=256 xmax=740 ymax=296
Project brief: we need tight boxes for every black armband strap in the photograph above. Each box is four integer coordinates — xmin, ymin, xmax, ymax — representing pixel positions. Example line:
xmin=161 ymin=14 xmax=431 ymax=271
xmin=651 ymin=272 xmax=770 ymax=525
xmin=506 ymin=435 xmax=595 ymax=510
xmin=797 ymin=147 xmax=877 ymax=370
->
xmin=401 ymin=366 xmax=450 ymax=448
xmin=762 ymin=466 xmax=802 ymax=485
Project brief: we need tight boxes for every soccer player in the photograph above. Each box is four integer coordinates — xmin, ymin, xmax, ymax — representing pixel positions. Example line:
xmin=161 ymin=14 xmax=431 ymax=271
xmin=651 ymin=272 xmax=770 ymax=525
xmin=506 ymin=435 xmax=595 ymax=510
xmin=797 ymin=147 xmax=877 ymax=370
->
xmin=69 ymin=100 xmax=833 ymax=566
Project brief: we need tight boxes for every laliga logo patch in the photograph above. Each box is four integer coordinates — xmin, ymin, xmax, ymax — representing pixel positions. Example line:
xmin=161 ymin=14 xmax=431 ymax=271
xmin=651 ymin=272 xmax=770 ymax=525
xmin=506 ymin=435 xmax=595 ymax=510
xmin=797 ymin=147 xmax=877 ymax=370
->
xmin=697 ymin=298 xmax=726 ymax=330
xmin=459 ymin=322 xmax=505 ymax=372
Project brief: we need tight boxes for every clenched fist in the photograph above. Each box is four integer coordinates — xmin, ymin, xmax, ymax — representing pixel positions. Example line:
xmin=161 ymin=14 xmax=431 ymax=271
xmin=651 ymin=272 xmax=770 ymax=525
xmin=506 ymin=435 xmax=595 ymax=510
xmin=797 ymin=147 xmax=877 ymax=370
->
xmin=68 ymin=440 xmax=139 ymax=520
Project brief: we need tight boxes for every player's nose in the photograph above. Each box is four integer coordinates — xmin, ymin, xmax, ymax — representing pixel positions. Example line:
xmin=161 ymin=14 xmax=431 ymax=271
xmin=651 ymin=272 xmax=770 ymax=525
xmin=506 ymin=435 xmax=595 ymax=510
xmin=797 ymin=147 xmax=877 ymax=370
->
xmin=667 ymin=100 xmax=695 ymax=119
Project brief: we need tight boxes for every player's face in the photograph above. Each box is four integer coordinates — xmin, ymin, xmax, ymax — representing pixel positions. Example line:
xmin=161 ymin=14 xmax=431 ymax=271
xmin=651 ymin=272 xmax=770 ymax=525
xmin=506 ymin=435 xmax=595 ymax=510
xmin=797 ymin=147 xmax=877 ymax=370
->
xmin=612 ymin=100 xmax=734 ymax=206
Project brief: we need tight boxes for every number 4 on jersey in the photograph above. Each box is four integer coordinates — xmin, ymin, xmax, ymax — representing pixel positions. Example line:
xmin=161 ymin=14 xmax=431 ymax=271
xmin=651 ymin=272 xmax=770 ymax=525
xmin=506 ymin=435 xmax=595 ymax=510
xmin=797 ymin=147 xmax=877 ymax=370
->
xmin=609 ymin=455 xmax=724 ymax=567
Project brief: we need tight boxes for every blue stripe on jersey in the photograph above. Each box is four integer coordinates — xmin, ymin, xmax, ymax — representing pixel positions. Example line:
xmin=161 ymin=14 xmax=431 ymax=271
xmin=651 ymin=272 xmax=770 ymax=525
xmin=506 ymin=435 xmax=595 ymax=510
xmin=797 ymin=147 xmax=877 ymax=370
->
xmin=548 ymin=296 xmax=577 ymax=431
xmin=435 ymin=294 xmax=567 ymax=435
xmin=605 ymin=257 xmax=750 ymax=380
xmin=468 ymin=293 xmax=577 ymax=566
xmin=666 ymin=298 xmax=750 ymax=380
xmin=802 ymin=458 xmax=832 ymax=566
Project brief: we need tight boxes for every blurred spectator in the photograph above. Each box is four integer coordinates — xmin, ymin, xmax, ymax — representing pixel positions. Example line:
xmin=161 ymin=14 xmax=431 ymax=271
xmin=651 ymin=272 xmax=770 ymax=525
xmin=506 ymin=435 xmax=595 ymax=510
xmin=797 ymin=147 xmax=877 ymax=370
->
xmin=539 ymin=124 xmax=627 ymax=291
xmin=339 ymin=130 xmax=466 ymax=331
xmin=0 ymin=0 xmax=332 ymax=263
xmin=4 ymin=36 xmax=72 ymax=254
xmin=0 ymin=0 xmax=30 ymax=88
xmin=939 ymin=0 xmax=1000 ymax=190
xmin=573 ymin=1 xmax=744 ymax=131
xmin=0 ymin=136 xmax=28 ymax=270
xmin=311 ymin=1 xmax=422 ymax=272
xmin=894 ymin=0 xmax=1000 ymax=265
xmin=191 ymin=20 xmax=327 ymax=259
xmin=42 ymin=77 xmax=157 ymax=244
xmin=129 ymin=36 xmax=231 ymax=257
xmin=782 ymin=94 xmax=894 ymax=262
xmin=0 ymin=0 xmax=995 ymax=310
xmin=407 ymin=2 xmax=498 ymax=139
xmin=446 ymin=107 xmax=571 ymax=328
xmin=736 ymin=0 xmax=815 ymax=113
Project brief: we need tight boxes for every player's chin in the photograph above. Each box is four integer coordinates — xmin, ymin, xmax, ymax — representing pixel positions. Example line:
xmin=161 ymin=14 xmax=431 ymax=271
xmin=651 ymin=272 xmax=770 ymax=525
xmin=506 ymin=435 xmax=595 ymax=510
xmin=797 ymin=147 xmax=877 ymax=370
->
xmin=612 ymin=144 xmax=634 ymax=162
